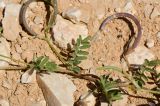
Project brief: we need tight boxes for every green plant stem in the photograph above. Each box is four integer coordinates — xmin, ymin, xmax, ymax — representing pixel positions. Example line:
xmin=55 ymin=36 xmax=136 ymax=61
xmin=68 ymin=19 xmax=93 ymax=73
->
xmin=42 ymin=0 xmax=66 ymax=65
xmin=45 ymin=0 xmax=58 ymax=32
xmin=122 ymin=71 xmax=140 ymax=89
xmin=54 ymin=69 xmax=99 ymax=82
xmin=34 ymin=34 xmax=66 ymax=65
xmin=44 ymin=35 xmax=66 ymax=64
xmin=0 ymin=54 xmax=28 ymax=66
xmin=141 ymin=88 xmax=160 ymax=95
xmin=0 ymin=66 xmax=27 ymax=70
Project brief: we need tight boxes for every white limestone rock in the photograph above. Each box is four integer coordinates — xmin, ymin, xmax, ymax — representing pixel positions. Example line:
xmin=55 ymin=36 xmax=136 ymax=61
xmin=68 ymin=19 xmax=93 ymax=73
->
xmin=37 ymin=72 xmax=76 ymax=106
xmin=123 ymin=0 xmax=136 ymax=14
xmin=127 ymin=46 xmax=155 ymax=65
xmin=0 ymin=0 xmax=5 ymax=9
xmin=52 ymin=15 xmax=88 ymax=49
xmin=62 ymin=7 xmax=82 ymax=23
xmin=2 ymin=3 xmax=21 ymax=41
xmin=21 ymin=69 xmax=36 ymax=84
xmin=144 ymin=4 xmax=153 ymax=18
xmin=157 ymin=32 xmax=160 ymax=38
xmin=145 ymin=39 xmax=154 ymax=48
xmin=62 ymin=4 xmax=92 ymax=23
xmin=150 ymin=6 xmax=160 ymax=19
xmin=0 ymin=99 xmax=9 ymax=106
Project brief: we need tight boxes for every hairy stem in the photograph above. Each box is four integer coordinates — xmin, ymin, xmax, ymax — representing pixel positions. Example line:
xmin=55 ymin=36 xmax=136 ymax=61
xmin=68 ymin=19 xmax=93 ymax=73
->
xmin=45 ymin=0 xmax=58 ymax=32
xmin=141 ymin=88 xmax=160 ymax=95
xmin=0 ymin=66 xmax=27 ymax=70
xmin=44 ymin=35 xmax=66 ymax=64
xmin=0 ymin=54 xmax=28 ymax=66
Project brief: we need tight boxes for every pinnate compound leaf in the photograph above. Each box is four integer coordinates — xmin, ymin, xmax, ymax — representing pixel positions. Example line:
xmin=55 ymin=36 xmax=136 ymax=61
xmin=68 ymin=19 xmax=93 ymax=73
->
xmin=144 ymin=59 xmax=160 ymax=66
xmin=75 ymin=56 xmax=87 ymax=60
xmin=45 ymin=62 xmax=57 ymax=71
xmin=97 ymin=66 xmax=123 ymax=73
xmin=77 ymin=50 xmax=89 ymax=55
xmin=80 ymin=44 xmax=91 ymax=49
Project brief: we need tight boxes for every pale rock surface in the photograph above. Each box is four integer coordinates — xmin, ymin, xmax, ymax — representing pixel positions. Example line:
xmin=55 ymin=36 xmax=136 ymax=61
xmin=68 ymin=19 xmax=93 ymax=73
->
xmin=80 ymin=93 xmax=96 ymax=106
xmin=34 ymin=16 xmax=43 ymax=25
xmin=0 ymin=99 xmax=9 ymax=106
xmin=123 ymin=0 xmax=136 ymax=14
xmin=52 ymin=15 xmax=88 ymax=49
xmin=157 ymin=31 xmax=160 ymax=39
xmin=101 ymin=102 xmax=108 ymax=106
xmin=75 ymin=92 xmax=96 ymax=106
xmin=0 ymin=37 xmax=10 ymax=67
xmin=145 ymin=39 xmax=154 ymax=48
xmin=62 ymin=7 xmax=81 ymax=23
xmin=144 ymin=4 xmax=153 ymax=18
xmin=150 ymin=6 xmax=160 ymax=19
xmin=0 ymin=0 xmax=5 ymax=9
xmin=21 ymin=69 xmax=36 ymax=84
xmin=2 ymin=3 xmax=21 ymax=41
xmin=62 ymin=4 xmax=92 ymax=23
xmin=37 ymin=73 xmax=76 ymax=106
xmin=127 ymin=46 xmax=155 ymax=65
xmin=89 ymin=68 xmax=97 ymax=75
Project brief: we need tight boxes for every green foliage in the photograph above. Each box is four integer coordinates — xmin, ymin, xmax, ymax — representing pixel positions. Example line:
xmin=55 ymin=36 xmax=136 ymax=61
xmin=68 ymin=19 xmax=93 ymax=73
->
xmin=97 ymin=75 xmax=123 ymax=104
xmin=96 ymin=59 xmax=160 ymax=104
xmin=141 ymin=59 xmax=160 ymax=86
xmin=0 ymin=26 xmax=3 ymax=37
xmin=33 ymin=56 xmax=57 ymax=72
xmin=66 ymin=35 xmax=91 ymax=73
xmin=97 ymin=66 xmax=123 ymax=73
xmin=143 ymin=59 xmax=160 ymax=67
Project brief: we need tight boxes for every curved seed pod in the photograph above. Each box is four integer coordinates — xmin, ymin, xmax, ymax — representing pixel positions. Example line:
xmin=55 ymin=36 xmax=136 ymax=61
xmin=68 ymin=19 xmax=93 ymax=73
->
xmin=19 ymin=0 xmax=57 ymax=36
xmin=99 ymin=13 xmax=142 ymax=55
xmin=19 ymin=0 xmax=38 ymax=36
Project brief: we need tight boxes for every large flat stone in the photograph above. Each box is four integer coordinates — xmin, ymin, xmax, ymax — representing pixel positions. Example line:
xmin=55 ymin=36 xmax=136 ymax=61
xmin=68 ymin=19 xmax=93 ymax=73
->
xmin=37 ymin=73 xmax=76 ymax=106
xmin=2 ymin=3 xmax=21 ymax=41
xmin=52 ymin=15 xmax=88 ymax=49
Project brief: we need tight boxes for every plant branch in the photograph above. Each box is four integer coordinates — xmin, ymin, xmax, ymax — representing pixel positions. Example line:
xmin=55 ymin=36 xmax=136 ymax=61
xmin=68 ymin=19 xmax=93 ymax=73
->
xmin=0 ymin=66 xmax=27 ymax=70
xmin=44 ymin=35 xmax=66 ymax=64
xmin=54 ymin=70 xmax=99 ymax=82
xmin=45 ymin=0 xmax=58 ymax=32
xmin=0 ymin=54 xmax=28 ymax=66
xmin=141 ymin=88 xmax=160 ymax=95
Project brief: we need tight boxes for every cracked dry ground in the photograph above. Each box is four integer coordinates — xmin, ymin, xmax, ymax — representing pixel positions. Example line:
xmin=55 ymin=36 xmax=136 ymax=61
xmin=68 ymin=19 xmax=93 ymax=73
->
xmin=0 ymin=0 xmax=160 ymax=106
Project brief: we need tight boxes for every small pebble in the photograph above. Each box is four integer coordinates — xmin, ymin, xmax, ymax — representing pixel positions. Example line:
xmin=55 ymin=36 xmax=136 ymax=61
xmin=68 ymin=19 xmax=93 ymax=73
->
xmin=156 ymin=31 xmax=160 ymax=39
xmin=33 ymin=16 xmax=43 ymax=25
xmin=145 ymin=39 xmax=154 ymax=48
xmin=150 ymin=6 xmax=160 ymax=19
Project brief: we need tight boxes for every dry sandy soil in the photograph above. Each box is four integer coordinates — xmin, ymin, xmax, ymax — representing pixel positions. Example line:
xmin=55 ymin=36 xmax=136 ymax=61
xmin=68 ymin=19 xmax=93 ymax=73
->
xmin=0 ymin=0 xmax=160 ymax=106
